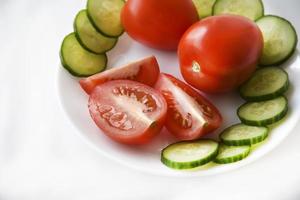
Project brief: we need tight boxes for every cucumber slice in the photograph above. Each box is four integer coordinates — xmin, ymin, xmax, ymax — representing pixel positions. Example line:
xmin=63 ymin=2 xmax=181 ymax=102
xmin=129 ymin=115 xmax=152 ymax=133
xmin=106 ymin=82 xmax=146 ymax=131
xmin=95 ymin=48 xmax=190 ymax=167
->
xmin=212 ymin=0 xmax=264 ymax=21
xmin=214 ymin=144 xmax=250 ymax=164
xmin=161 ymin=140 xmax=219 ymax=169
xmin=239 ymin=67 xmax=289 ymax=101
xmin=257 ymin=15 xmax=298 ymax=66
xmin=192 ymin=0 xmax=216 ymax=18
xmin=60 ymin=33 xmax=107 ymax=77
xmin=237 ymin=96 xmax=288 ymax=126
xmin=74 ymin=10 xmax=118 ymax=54
xmin=87 ymin=0 xmax=125 ymax=37
xmin=220 ymin=124 xmax=268 ymax=146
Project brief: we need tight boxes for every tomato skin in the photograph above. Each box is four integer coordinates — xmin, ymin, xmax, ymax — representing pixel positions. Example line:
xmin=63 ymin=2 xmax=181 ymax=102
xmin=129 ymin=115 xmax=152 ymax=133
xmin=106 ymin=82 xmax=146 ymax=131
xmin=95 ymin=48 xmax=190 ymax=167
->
xmin=121 ymin=0 xmax=199 ymax=50
xmin=79 ymin=56 xmax=160 ymax=94
xmin=89 ymin=80 xmax=167 ymax=145
xmin=178 ymin=15 xmax=263 ymax=93
xmin=155 ymin=73 xmax=222 ymax=140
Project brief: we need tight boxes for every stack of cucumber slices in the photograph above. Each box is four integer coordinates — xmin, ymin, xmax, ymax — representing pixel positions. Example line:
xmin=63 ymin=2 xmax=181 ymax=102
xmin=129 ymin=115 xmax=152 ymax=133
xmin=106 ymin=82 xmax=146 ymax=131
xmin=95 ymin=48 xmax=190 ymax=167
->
xmin=162 ymin=0 xmax=297 ymax=170
xmin=60 ymin=0 xmax=125 ymax=77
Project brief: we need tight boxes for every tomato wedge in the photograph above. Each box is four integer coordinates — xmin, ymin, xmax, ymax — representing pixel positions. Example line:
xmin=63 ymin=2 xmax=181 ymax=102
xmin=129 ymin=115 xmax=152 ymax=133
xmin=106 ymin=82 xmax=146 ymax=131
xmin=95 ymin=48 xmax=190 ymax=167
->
xmin=155 ymin=73 xmax=222 ymax=140
xmin=80 ymin=56 xmax=160 ymax=94
xmin=89 ymin=80 xmax=167 ymax=144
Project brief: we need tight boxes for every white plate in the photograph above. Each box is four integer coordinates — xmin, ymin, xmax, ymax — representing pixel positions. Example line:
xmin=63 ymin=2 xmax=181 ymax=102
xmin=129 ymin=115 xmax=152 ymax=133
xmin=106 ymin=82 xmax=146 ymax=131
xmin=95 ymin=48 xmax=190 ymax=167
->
xmin=58 ymin=30 xmax=300 ymax=178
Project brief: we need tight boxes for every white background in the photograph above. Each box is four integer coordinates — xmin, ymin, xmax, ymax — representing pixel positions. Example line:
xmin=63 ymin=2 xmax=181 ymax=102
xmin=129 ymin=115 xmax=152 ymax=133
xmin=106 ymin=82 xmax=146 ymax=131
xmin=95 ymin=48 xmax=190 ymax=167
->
xmin=0 ymin=0 xmax=300 ymax=199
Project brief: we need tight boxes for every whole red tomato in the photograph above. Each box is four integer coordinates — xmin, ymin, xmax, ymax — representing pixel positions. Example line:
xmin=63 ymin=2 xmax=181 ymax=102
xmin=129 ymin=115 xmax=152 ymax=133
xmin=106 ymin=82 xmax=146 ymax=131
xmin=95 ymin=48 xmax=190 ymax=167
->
xmin=178 ymin=15 xmax=263 ymax=93
xmin=121 ymin=0 xmax=199 ymax=51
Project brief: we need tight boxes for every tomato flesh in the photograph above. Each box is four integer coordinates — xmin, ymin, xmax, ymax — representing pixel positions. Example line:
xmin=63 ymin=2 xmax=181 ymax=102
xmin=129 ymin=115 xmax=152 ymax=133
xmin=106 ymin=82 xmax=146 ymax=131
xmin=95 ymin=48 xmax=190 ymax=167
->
xmin=80 ymin=56 xmax=160 ymax=94
xmin=155 ymin=73 xmax=222 ymax=140
xmin=178 ymin=15 xmax=263 ymax=93
xmin=121 ymin=0 xmax=199 ymax=50
xmin=89 ymin=80 xmax=167 ymax=144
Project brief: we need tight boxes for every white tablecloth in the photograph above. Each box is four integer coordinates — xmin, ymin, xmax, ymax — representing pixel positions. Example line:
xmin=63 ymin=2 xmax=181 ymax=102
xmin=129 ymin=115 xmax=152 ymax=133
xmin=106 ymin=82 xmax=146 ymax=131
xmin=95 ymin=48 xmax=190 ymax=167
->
xmin=1 ymin=0 xmax=300 ymax=199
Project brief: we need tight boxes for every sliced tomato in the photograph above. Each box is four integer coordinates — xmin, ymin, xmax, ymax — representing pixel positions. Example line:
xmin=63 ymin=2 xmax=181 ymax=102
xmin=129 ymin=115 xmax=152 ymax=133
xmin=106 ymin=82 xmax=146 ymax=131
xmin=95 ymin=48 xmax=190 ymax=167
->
xmin=80 ymin=56 xmax=160 ymax=94
xmin=88 ymin=80 xmax=167 ymax=144
xmin=155 ymin=73 xmax=222 ymax=140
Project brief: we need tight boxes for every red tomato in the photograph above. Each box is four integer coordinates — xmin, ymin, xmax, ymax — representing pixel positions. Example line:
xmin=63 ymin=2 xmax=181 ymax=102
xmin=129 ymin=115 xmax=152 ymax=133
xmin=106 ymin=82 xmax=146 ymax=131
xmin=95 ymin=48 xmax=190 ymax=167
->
xmin=89 ymin=80 xmax=167 ymax=144
xmin=178 ymin=15 xmax=263 ymax=93
xmin=79 ymin=56 xmax=160 ymax=94
xmin=121 ymin=0 xmax=199 ymax=50
xmin=155 ymin=73 xmax=222 ymax=140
